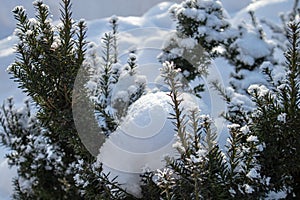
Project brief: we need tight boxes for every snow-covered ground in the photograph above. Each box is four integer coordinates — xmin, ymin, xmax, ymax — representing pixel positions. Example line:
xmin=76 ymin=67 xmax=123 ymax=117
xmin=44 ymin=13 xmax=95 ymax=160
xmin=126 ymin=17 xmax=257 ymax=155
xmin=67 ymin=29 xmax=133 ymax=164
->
xmin=0 ymin=0 xmax=295 ymax=199
xmin=0 ymin=0 xmax=253 ymax=39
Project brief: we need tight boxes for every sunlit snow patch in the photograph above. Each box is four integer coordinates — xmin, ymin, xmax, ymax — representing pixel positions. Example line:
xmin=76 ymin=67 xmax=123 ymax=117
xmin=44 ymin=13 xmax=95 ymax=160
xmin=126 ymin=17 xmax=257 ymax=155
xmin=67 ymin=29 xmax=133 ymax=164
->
xmin=97 ymin=91 xmax=201 ymax=197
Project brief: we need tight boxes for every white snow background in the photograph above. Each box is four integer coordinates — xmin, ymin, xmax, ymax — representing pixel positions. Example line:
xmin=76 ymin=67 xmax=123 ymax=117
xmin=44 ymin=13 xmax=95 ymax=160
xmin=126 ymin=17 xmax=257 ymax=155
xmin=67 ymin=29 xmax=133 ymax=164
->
xmin=0 ymin=0 xmax=294 ymax=199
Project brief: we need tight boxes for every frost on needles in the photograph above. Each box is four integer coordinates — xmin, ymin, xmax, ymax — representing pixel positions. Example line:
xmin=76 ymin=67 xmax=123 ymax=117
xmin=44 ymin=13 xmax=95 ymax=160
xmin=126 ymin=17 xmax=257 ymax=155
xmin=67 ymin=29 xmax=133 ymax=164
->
xmin=0 ymin=0 xmax=299 ymax=199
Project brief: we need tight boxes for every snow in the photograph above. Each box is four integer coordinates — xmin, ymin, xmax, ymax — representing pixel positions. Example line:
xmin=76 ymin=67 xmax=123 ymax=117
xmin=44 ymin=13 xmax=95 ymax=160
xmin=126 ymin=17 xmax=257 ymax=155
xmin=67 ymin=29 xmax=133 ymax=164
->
xmin=97 ymin=91 xmax=202 ymax=197
xmin=244 ymin=183 xmax=255 ymax=194
xmin=232 ymin=30 xmax=273 ymax=66
xmin=277 ymin=113 xmax=287 ymax=123
xmin=232 ymin=0 xmax=294 ymax=25
xmin=0 ymin=0 xmax=296 ymax=199
xmin=248 ymin=84 xmax=270 ymax=97
xmin=267 ymin=190 xmax=288 ymax=199
xmin=240 ymin=125 xmax=250 ymax=134
xmin=246 ymin=168 xmax=260 ymax=180
xmin=0 ymin=158 xmax=15 ymax=200
xmin=246 ymin=135 xmax=259 ymax=143
xmin=227 ymin=124 xmax=240 ymax=130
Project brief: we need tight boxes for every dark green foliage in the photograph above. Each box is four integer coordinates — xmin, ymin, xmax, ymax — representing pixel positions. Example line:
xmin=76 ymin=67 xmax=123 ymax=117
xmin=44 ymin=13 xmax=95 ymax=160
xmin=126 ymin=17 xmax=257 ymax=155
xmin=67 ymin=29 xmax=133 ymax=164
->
xmin=73 ymin=162 xmax=131 ymax=200
xmin=140 ymin=172 xmax=161 ymax=200
xmin=0 ymin=98 xmax=73 ymax=199
xmin=140 ymin=62 xmax=267 ymax=199
xmin=161 ymin=0 xmax=274 ymax=98
xmin=89 ymin=32 xmax=145 ymax=135
xmin=168 ymin=0 xmax=230 ymax=53
xmin=158 ymin=0 xmax=226 ymax=96
xmin=9 ymin=0 xmax=89 ymax=156
xmin=250 ymin=21 xmax=300 ymax=198
xmin=226 ymin=124 xmax=267 ymax=199
xmin=223 ymin=11 xmax=273 ymax=73
xmin=0 ymin=1 xmax=124 ymax=199
xmin=94 ymin=32 xmax=119 ymax=135
xmin=1 ymin=1 xmax=88 ymax=198
xmin=1 ymin=0 xmax=299 ymax=199
xmin=142 ymin=62 xmax=232 ymax=200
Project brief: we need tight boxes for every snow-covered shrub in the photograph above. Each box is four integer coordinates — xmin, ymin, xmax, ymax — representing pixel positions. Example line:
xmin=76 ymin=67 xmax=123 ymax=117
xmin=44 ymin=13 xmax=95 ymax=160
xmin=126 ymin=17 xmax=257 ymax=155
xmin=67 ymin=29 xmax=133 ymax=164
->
xmin=248 ymin=21 xmax=300 ymax=198
xmin=217 ymin=20 xmax=300 ymax=199
xmin=260 ymin=0 xmax=299 ymax=50
xmin=158 ymin=0 xmax=230 ymax=96
xmin=84 ymin=20 xmax=146 ymax=136
xmin=0 ymin=1 xmax=124 ymax=199
xmin=0 ymin=99 xmax=66 ymax=199
xmin=140 ymin=62 xmax=268 ymax=199
xmin=224 ymin=11 xmax=275 ymax=73
xmin=94 ymin=61 xmax=204 ymax=198
xmin=159 ymin=0 xmax=275 ymax=97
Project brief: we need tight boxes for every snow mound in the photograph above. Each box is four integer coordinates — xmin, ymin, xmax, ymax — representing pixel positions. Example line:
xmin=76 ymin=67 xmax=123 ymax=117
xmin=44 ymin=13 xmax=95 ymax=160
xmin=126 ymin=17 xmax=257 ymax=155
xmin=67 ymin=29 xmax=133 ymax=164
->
xmin=233 ymin=0 xmax=293 ymax=25
xmin=221 ymin=0 xmax=252 ymax=14
xmin=97 ymin=91 xmax=200 ymax=197
xmin=232 ymin=30 xmax=273 ymax=66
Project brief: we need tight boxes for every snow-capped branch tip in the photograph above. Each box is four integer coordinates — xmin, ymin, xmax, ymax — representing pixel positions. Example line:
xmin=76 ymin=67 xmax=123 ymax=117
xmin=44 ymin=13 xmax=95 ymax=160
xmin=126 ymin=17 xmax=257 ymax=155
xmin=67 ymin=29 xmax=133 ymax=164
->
xmin=160 ymin=61 xmax=181 ymax=80
xmin=109 ymin=15 xmax=119 ymax=24
xmin=12 ymin=5 xmax=25 ymax=13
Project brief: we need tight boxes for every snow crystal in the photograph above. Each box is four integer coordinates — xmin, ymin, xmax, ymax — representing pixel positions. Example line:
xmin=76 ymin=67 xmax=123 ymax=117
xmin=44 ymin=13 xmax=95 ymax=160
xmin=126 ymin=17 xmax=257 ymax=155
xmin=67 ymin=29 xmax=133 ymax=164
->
xmin=194 ymin=149 xmax=206 ymax=161
xmin=25 ymin=30 xmax=33 ymax=36
xmin=246 ymin=135 xmax=259 ymax=143
xmin=156 ymin=168 xmax=174 ymax=179
xmin=128 ymin=53 xmax=136 ymax=60
xmin=18 ymin=177 xmax=33 ymax=191
xmin=109 ymin=15 xmax=119 ymax=23
xmin=197 ymin=26 xmax=207 ymax=36
xmin=229 ymin=188 xmax=236 ymax=196
xmin=172 ymin=141 xmax=185 ymax=153
xmin=6 ymin=65 xmax=13 ymax=72
xmin=277 ymin=113 xmax=287 ymax=123
xmin=256 ymin=144 xmax=264 ymax=152
xmin=247 ymin=84 xmax=269 ymax=98
xmin=237 ymin=54 xmax=255 ymax=66
xmin=196 ymin=10 xmax=206 ymax=22
xmin=207 ymin=0 xmax=222 ymax=9
xmin=272 ymin=67 xmax=286 ymax=84
xmin=12 ymin=6 xmax=25 ymax=13
xmin=246 ymin=168 xmax=260 ymax=180
xmin=74 ymin=174 xmax=84 ymax=186
xmin=50 ymin=36 xmax=61 ymax=50
xmin=190 ymin=154 xmax=203 ymax=163
xmin=256 ymin=85 xmax=269 ymax=97
xmin=111 ymin=62 xmax=122 ymax=72
xmin=170 ymin=47 xmax=183 ymax=57
xmin=277 ymin=83 xmax=288 ymax=91
xmin=240 ymin=125 xmax=250 ymax=134
xmin=247 ymin=84 xmax=260 ymax=94
xmin=33 ymin=0 xmax=43 ymax=6
xmin=230 ymin=91 xmax=255 ymax=112
xmin=266 ymin=190 xmax=287 ymax=199
xmin=227 ymin=124 xmax=240 ymax=130
xmin=244 ymin=184 xmax=254 ymax=194
xmin=260 ymin=61 xmax=273 ymax=71
xmin=128 ymin=85 xmax=138 ymax=95
xmin=28 ymin=18 xmax=38 ymax=29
